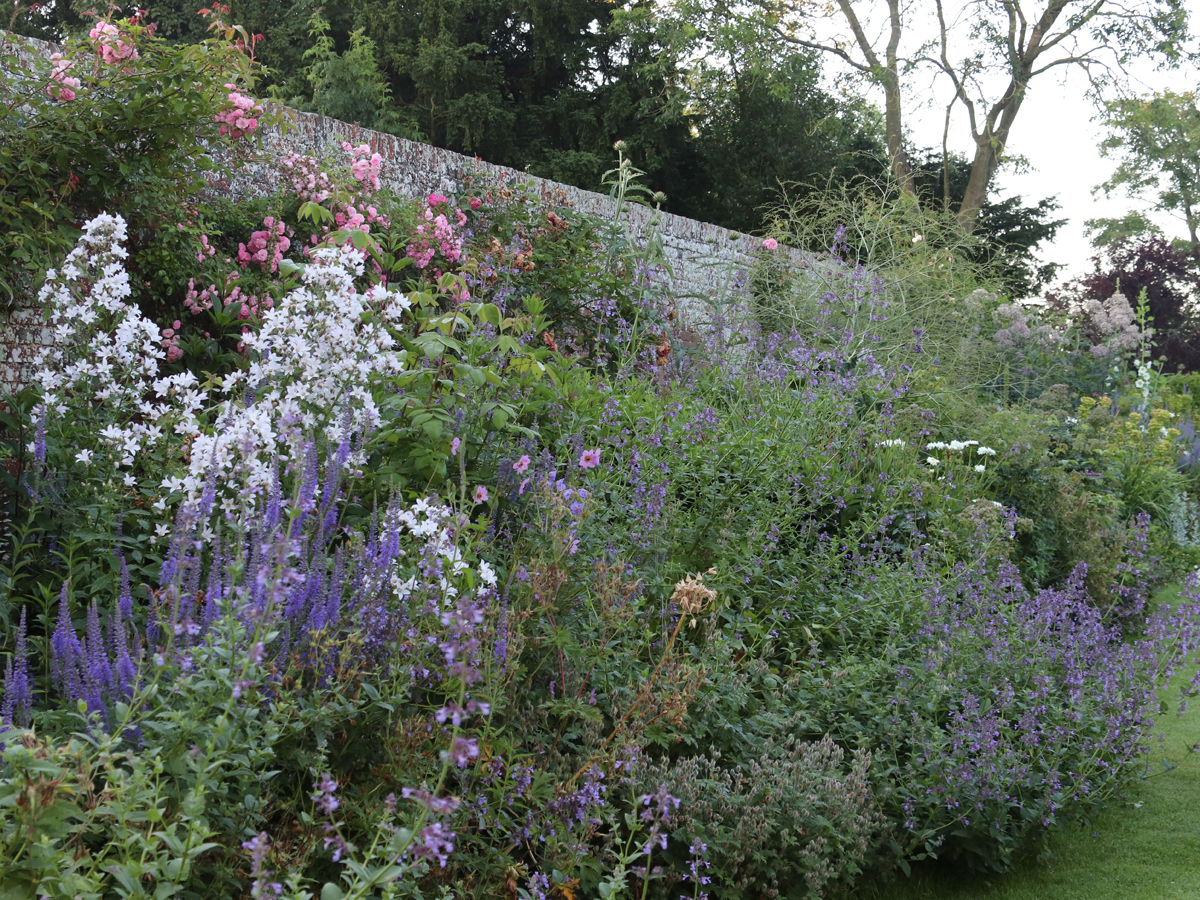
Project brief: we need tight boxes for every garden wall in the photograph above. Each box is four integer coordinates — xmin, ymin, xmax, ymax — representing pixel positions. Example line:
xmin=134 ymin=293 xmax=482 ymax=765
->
xmin=1 ymin=34 xmax=776 ymax=392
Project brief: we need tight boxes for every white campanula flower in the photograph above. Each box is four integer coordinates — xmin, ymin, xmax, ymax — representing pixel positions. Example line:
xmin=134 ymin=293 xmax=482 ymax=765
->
xmin=37 ymin=216 xmax=418 ymax=512
xmin=74 ymin=448 xmax=93 ymax=465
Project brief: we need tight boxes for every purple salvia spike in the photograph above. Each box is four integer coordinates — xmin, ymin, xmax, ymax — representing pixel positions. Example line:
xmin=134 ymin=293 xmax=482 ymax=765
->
xmin=1 ymin=607 xmax=33 ymax=726
xmin=85 ymin=602 xmax=113 ymax=700
xmin=50 ymin=581 xmax=84 ymax=701
xmin=291 ymin=442 xmax=320 ymax=538
xmin=110 ymin=599 xmax=137 ymax=701
xmin=117 ymin=553 xmax=133 ymax=624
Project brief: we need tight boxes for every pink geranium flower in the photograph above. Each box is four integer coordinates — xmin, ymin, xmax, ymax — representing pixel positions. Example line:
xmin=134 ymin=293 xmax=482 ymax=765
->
xmin=473 ymin=485 xmax=488 ymax=503
xmin=579 ymin=449 xmax=600 ymax=469
xmin=513 ymin=454 xmax=530 ymax=474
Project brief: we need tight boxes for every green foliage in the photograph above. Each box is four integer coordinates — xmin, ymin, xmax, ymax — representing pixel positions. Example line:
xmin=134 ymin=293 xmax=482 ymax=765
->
xmin=0 ymin=14 xmax=262 ymax=304
xmin=1099 ymin=90 xmax=1200 ymax=257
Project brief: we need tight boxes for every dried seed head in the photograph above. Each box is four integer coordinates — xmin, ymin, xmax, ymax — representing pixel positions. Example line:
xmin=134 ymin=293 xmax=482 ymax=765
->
xmin=671 ymin=572 xmax=716 ymax=622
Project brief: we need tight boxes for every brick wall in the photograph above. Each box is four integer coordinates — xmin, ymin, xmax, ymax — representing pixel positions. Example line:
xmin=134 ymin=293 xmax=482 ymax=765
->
xmin=2 ymin=33 xmax=782 ymax=392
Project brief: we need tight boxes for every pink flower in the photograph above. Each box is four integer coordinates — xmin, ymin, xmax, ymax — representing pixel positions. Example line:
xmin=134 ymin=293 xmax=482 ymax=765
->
xmin=472 ymin=485 xmax=489 ymax=504
xmin=518 ymin=478 xmax=530 ymax=495
xmin=469 ymin=197 xmax=482 ymax=210
xmin=89 ymin=21 xmax=138 ymax=65
xmin=762 ymin=238 xmax=778 ymax=251
xmin=428 ymin=193 xmax=449 ymax=207
xmin=513 ymin=455 xmax=530 ymax=474
xmin=579 ymin=449 xmax=601 ymax=469
xmin=451 ymin=437 xmax=461 ymax=456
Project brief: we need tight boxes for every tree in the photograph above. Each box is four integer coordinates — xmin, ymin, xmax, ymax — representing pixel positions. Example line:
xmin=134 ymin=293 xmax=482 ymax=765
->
xmin=718 ymin=0 xmax=1192 ymax=229
xmin=1051 ymin=237 xmax=1200 ymax=371
xmin=912 ymin=149 xmax=1064 ymax=297
xmin=1098 ymin=91 xmax=1200 ymax=262
xmin=22 ymin=0 xmax=882 ymax=234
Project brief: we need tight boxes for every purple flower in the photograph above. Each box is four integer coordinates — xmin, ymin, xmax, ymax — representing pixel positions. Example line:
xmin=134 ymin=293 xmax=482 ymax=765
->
xmin=410 ymin=820 xmax=455 ymax=868
xmin=1 ymin=607 xmax=33 ymax=727
xmin=451 ymin=437 xmax=460 ymax=456
xmin=445 ymin=736 xmax=479 ymax=768
xmin=312 ymin=773 xmax=340 ymax=815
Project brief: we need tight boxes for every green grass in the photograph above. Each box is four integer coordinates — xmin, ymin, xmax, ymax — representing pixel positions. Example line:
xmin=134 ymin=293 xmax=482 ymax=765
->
xmin=854 ymin=584 xmax=1200 ymax=900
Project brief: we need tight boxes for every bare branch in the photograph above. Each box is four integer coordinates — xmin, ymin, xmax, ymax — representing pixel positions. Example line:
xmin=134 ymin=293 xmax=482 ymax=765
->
xmin=771 ymin=27 xmax=872 ymax=73
xmin=835 ymin=0 xmax=884 ymax=72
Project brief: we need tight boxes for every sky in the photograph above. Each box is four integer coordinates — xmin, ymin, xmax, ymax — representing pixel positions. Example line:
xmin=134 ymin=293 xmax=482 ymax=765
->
xmin=814 ymin=0 xmax=1200 ymax=293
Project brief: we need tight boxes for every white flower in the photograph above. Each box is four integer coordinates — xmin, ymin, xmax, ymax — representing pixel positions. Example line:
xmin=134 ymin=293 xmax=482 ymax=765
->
xmin=75 ymin=448 xmax=93 ymax=465
xmin=875 ymin=438 xmax=905 ymax=448
xmin=948 ymin=440 xmax=966 ymax=451
xmin=123 ymin=473 xmax=136 ymax=487
xmin=926 ymin=441 xmax=948 ymax=450
xmin=977 ymin=446 xmax=997 ymax=456
xmin=974 ymin=464 xmax=985 ymax=473
xmin=926 ymin=456 xmax=941 ymax=466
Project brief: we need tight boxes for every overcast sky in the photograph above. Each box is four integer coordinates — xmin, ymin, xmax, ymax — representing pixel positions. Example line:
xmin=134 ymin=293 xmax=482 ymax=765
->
xmin=815 ymin=0 xmax=1200 ymax=292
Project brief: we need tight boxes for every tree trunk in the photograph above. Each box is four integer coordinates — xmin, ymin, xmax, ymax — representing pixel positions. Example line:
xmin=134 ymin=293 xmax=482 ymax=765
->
xmin=883 ymin=69 xmax=914 ymax=195
xmin=956 ymin=73 xmax=1029 ymax=229
xmin=883 ymin=0 xmax=913 ymax=195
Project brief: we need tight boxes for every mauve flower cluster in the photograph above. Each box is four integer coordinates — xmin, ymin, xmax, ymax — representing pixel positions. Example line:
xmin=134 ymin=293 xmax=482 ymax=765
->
xmin=1083 ymin=291 xmax=1141 ymax=358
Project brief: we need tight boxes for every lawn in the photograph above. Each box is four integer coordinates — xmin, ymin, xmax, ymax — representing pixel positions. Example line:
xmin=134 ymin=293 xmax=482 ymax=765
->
xmin=856 ymin=583 xmax=1200 ymax=900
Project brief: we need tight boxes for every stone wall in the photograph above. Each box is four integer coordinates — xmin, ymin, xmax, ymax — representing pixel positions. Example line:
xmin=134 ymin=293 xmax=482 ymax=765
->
xmin=2 ymin=33 xmax=778 ymax=392
xmin=226 ymin=105 xmax=770 ymax=320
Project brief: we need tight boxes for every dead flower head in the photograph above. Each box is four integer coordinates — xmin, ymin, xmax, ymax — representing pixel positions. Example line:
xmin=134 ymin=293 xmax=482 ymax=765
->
xmin=671 ymin=569 xmax=717 ymax=626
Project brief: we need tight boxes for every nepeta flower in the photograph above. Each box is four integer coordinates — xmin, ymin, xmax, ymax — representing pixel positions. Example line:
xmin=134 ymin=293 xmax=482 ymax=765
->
xmin=579 ymin=449 xmax=601 ymax=469
xmin=311 ymin=773 xmax=340 ymax=815
xmin=445 ymin=736 xmax=479 ymax=767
